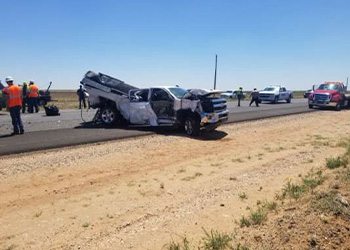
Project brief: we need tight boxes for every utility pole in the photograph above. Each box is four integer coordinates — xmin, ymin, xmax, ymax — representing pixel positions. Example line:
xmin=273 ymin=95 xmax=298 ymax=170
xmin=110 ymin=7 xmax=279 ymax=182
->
xmin=213 ymin=54 xmax=217 ymax=90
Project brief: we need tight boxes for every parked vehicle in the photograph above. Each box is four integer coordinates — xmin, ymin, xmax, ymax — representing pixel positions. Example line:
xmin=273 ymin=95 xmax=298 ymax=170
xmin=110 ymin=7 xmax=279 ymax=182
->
xmin=221 ymin=90 xmax=246 ymax=99
xmin=80 ymin=71 xmax=229 ymax=136
xmin=308 ymin=82 xmax=350 ymax=111
xmin=258 ymin=85 xmax=293 ymax=104
xmin=303 ymin=89 xmax=313 ymax=98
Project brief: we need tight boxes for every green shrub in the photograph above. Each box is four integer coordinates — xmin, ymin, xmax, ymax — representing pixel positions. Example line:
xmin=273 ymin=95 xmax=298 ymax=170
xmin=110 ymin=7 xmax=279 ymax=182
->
xmin=249 ymin=209 xmax=267 ymax=225
xmin=326 ymin=157 xmax=347 ymax=169
xmin=263 ymin=201 xmax=278 ymax=212
xmin=282 ymin=180 xmax=306 ymax=200
xmin=165 ymin=237 xmax=191 ymax=250
xmin=201 ymin=229 xmax=234 ymax=250
xmin=240 ymin=216 xmax=251 ymax=228
xmin=238 ymin=192 xmax=247 ymax=200
xmin=303 ymin=169 xmax=325 ymax=192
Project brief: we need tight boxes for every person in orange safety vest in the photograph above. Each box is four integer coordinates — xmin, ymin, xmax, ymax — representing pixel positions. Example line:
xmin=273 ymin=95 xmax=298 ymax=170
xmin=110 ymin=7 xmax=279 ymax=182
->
xmin=28 ymin=80 xmax=39 ymax=113
xmin=0 ymin=76 xmax=24 ymax=135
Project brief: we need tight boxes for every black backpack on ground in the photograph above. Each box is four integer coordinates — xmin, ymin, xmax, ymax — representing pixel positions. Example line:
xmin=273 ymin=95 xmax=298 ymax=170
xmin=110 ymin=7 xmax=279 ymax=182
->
xmin=44 ymin=105 xmax=60 ymax=116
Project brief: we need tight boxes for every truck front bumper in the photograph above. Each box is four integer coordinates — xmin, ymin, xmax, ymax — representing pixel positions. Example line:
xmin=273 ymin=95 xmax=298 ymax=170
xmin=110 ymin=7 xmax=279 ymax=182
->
xmin=258 ymin=94 xmax=275 ymax=102
xmin=308 ymin=99 xmax=337 ymax=107
xmin=200 ymin=110 xmax=229 ymax=128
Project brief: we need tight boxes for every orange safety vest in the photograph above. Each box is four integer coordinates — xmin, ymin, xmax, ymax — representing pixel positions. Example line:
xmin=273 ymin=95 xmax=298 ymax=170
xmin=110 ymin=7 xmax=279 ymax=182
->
xmin=2 ymin=85 xmax=22 ymax=108
xmin=28 ymin=84 xmax=39 ymax=98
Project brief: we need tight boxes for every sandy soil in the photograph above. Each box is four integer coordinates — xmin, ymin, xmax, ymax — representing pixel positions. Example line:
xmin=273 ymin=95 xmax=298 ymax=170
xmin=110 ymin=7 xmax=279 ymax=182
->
xmin=1 ymin=111 xmax=350 ymax=250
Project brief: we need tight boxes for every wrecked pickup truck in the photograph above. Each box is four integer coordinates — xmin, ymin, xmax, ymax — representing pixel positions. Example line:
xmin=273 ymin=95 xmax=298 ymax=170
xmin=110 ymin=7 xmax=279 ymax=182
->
xmin=80 ymin=71 xmax=229 ymax=136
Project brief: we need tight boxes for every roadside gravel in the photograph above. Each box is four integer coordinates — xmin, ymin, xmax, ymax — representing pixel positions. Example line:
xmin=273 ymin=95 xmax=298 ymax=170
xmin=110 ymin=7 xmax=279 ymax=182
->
xmin=0 ymin=111 xmax=349 ymax=250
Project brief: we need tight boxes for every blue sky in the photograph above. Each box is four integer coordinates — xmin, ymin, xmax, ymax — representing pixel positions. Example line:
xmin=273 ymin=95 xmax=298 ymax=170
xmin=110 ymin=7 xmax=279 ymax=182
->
xmin=1 ymin=0 xmax=349 ymax=90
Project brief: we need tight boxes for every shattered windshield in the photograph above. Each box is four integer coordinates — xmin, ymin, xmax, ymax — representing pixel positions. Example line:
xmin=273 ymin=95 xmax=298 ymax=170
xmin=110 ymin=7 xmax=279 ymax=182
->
xmin=317 ymin=84 xmax=341 ymax=91
xmin=264 ymin=87 xmax=276 ymax=91
xmin=169 ymin=88 xmax=188 ymax=98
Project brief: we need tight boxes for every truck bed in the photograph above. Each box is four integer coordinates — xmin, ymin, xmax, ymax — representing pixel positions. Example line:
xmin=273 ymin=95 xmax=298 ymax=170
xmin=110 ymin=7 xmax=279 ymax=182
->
xmin=81 ymin=71 xmax=138 ymax=97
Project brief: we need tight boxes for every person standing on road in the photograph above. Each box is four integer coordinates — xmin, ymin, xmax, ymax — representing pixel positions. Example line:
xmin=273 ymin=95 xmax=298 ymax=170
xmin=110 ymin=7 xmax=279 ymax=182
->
xmin=249 ymin=88 xmax=260 ymax=107
xmin=0 ymin=77 xmax=24 ymax=135
xmin=28 ymin=81 xmax=39 ymax=113
xmin=22 ymin=81 xmax=28 ymax=113
xmin=237 ymin=87 xmax=243 ymax=107
xmin=77 ymin=85 xmax=86 ymax=109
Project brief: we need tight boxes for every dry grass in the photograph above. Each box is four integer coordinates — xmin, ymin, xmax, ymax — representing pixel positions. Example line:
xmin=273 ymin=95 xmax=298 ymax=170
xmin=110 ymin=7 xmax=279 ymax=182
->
xmin=50 ymin=91 xmax=80 ymax=109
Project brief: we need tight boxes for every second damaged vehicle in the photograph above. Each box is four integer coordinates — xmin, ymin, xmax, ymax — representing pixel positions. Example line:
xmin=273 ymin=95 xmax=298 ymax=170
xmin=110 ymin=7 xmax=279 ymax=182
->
xmin=80 ymin=71 xmax=229 ymax=136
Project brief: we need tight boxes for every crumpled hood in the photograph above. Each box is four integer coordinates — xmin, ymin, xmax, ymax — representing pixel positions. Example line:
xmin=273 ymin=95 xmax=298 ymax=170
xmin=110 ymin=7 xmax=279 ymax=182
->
xmin=189 ymin=89 xmax=225 ymax=97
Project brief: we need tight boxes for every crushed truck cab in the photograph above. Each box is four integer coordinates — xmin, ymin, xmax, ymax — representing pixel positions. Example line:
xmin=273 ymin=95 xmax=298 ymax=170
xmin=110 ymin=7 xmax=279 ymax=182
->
xmin=81 ymin=71 xmax=229 ymax=136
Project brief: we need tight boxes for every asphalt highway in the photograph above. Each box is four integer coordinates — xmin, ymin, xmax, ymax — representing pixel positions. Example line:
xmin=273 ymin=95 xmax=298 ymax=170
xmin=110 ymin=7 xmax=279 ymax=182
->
xmin=0 ymin=99 xmax=316 ymax=156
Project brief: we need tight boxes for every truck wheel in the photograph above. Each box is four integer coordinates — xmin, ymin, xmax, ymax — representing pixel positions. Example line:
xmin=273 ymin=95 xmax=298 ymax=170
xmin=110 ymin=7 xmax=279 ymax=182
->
xmin=308 ymin=104 xmax=313 ymax=109
xmin=184 ymin=116 xmax=200 ymax=136
xmin=273 ymin=96 xmax=279 ymax=104
xmin=39 ymin=100 xmax=46 ymax=106
xmin=335 ymin=102 xmax=341 ymax=111
xmin=287 ymin=96 xmax=291 ymax=103
xmin=100 ymin=107 xmax=118 ymax=126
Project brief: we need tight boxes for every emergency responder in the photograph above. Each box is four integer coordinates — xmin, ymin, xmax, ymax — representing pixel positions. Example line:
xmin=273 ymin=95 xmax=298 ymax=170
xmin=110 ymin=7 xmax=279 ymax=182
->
xmin=249 ymin=88 xmax=260 ymax=107
xmin=22 ymin=81 xmax=28 ymax=113
xmin=28 ymin=80 xmax=39 ymax=113
xmin=0 ymin=77 xmax=24 ymax=135
xmin=237 ymin=87 xmax=243 ymax=107
xmin=77 ymin=85 xmax=86 ymax=109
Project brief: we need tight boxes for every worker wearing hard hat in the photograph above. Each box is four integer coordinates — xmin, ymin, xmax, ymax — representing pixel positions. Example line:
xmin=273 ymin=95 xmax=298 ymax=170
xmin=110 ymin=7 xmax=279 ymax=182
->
xmin=0 ymin=77 xmax=24 ymax=135
xmin=28 ymin=80 xmax=39 ymax=113
xmin=22 ymin=81 xmax=28 ymax=113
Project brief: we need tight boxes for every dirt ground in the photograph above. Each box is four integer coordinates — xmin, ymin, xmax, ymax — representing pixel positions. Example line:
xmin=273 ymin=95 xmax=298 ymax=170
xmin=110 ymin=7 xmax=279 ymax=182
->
xmin=1 ymin=111 xmax=350 ymax=250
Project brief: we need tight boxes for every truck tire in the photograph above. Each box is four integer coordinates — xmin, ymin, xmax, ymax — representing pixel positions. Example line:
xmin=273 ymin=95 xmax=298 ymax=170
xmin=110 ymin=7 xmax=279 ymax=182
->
xmin=184 ymin=116 xmax=200 ymax=136
xmin=39 ymin=99 xmax=47 ymax=106
xmin=286 ymin=95 xmax=291 ymax=103
xmin=273 ymin=96 xmax=279 ymax=104
xmin=100 ymin=107 xmax=119 ymax=126
xmin=335 ymin=102 xmax=341 ymax=111
xmin=308 ymin=104 xmax=313 ymax=109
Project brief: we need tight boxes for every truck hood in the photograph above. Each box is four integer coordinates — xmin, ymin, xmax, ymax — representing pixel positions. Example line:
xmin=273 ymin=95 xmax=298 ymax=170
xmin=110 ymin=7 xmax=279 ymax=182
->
xmin=221 ymin=93 xmax=233 ymax=96
xmin=259 ymin=90 xmax=277 ymax=94
xmin=313 ymin=90 xmax=338 ymax=95
xmin=189 ymin=89 xmax=225 ymax=97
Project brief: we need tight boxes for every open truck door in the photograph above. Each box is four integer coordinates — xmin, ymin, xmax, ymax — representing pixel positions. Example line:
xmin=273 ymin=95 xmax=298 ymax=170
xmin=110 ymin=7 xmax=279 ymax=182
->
xmin=128 ymin=89 xmax=158 ymax=126
xmin=149 ymin=88 xmax=176 ymax=125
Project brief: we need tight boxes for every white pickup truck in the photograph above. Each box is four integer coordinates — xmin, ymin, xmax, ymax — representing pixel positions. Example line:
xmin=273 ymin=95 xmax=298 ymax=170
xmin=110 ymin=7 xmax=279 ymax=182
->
xmin=80 ymin=71 xmax=229 ymax=136
xmin=258 ymin=86 xmax=293 ymax=104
